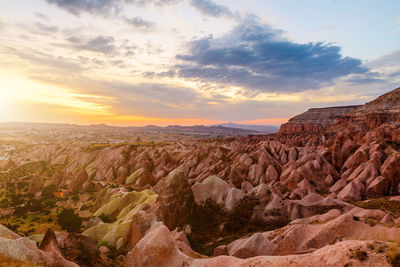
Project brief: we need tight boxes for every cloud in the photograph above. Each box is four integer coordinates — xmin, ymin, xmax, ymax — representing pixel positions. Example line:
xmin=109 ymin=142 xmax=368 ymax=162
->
xmin=44 ymin=0 xmax=122 ymax=16
xmin=66 ymin=35 xmax=116 ymax=54
xmin=171 ymin=17 xmax=368 ymax=93
xmin=360 ymin=50 xmax=400 ymax=84
xmin=4 ymin=45 xmax=380 ymax=122
xmin=34 ymin=12 xmax=50 ymax=21
xmin=366 ymin=49 xmax=400 ymax=69
xmin=124 ymin=17 xmax=156 ymax=31
xmin=389 ymin=70 xmax=400 ymax=77
xmin=35 ymin=22 xmax=59 ymax=33
xmin=3 ymin=46 xmax=85 ymax=74
xmin=346 ymin=76 xmax=385 ymax=85
xmin=125 ymin=0 xmax=181 ymax=7
xmin=190 ymin=0 xmax=234 ymax=18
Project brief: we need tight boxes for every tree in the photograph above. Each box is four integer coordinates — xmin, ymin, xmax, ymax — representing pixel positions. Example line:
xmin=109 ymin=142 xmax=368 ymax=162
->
xmin=42 ymin=184 xmax=57 ymax=199
xmin=57 ymin=208 xmax=82 ymax=233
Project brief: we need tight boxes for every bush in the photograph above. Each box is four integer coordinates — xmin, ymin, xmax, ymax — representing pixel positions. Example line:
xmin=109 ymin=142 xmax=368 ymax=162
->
xmin=42 ymin=184 xmax=57 ymax=199
xmin=57 ymin=208 xmax=82 ymax=233
xmin=10 ymin=193 xmax=25 ymax=206
xmin=5 ymin=223 xmax=18 ymax=232
xmin=42 ymin=198 xmax=57 ymax=209
xmin=99 ymin=213 xmax=113 ymax=223
xmin=97 ymin=240 xmax=109 ymax=248
xmin=26 ymin=199 xmax=43 ymax=212
xmin=14 ymin=206 xmax=28 ymax=217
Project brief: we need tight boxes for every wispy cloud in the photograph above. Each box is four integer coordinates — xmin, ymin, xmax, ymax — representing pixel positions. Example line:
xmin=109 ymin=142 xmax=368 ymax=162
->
xmin=34 ymin=12 xmax=50 ymax=21
xmin=66 ymin=35 xmax=117 ymax=54
xmin=125 ymin=0 xmax=181 ymax=7
xmin=124 ymin=17 xmax=156 ymax=31
xmin=35 ymin=22 xmax=59 ymax=33
xmin=44 ymin=0 xmax=181 ymax=16
xmin=44 ymin=0 xmax=123 ymax=16
xmin=190 ymin=0 xmax=235 ymax=18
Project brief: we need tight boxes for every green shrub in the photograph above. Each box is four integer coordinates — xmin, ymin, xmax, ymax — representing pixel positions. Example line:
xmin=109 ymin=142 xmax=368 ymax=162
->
xmin=26 ymin=199 xmax=43 ymax=212
xmin=99 ymin=213 xmax=113 ymax=223
xmin=97 ymin=240 xmax=109 ymax=248
xmin=42 ymin=184 xmax=57 ymax=199
xmin=57 ymin=208 xmax=82 ymax=233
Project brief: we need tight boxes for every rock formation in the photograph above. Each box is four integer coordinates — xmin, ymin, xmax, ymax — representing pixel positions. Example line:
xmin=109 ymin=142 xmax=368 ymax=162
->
xmin=280 ymin=105 xmax=361 ymax=134
xmin=2 ymin=87 xmax=400 ymax=266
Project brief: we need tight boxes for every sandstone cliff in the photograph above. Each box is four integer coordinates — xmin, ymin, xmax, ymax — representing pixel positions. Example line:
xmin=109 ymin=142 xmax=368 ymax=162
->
xmin=280 ymin=105 xmax=361 ymax=134
xmin=345 ymin=87 xmax=400 ymax=129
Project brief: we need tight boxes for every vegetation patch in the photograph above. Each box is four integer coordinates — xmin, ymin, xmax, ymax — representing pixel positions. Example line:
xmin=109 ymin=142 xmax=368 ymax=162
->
xmin=187 ymin=196 xmax=287 ymax=256
xmin=349 ymin=247 xmax=368 ymax=261
xmin=352 ymin=197 xmax=400 ymax=217
xmin=57 ymin=208 xmax=83 ymax=233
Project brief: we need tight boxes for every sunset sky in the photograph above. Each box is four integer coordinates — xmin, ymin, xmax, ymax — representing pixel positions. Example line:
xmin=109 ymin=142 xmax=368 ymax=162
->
xmin=0 ymin=0 xmax=399 ymax=126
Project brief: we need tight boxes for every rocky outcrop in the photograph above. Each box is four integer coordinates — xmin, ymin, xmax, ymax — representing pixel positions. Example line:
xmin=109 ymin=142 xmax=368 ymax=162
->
xmin=83 ymin=189 xmax=157 ymax=247
xmin=280 ymin=87 xmax=400 ymax=137
xmin=347 ymin=87 xmax=400 ymax=128
xmin=39 ymin=229 xmax=78 ymax=267
xmin=226 ymin=232 xmax=276 ymax=258
xmin=157 ymin=169 xmax=194 ymax=230
xmin=126 ymin=218 xmax=398 ymax=267
xmin=4 ymin=86 xmax=400 ymax=266
xmin=191 ymin=176 xmax=244 ymax=210
xmin=56 ymin=232 xmax=112 ymax=267
xmin=280 ymin=105 xmax=361 ymax=134
xmin=126 ymin=225 xmax=189 ymax=267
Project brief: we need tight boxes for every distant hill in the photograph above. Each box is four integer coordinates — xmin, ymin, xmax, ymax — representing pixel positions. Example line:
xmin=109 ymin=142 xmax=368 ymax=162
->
xmin=0 ymin=121 xmax=264 ymax=137
xmin=215 ymin=122 xmax=279 ymax=133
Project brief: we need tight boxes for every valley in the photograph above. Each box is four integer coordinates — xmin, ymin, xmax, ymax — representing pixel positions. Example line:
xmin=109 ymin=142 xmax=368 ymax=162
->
xmin=1 ymin=88 xmax=400 ymax=266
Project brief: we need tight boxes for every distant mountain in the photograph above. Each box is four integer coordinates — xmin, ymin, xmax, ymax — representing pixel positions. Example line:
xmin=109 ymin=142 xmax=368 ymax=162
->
xmin=0 ymin=121 xmax=263 ymax=137
xmin=215 ymin=122 xmax=279 ymax=133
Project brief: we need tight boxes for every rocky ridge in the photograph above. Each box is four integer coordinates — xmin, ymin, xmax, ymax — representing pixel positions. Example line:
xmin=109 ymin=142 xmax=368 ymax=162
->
xmin=280 ymin=105 xmax=361 ymax=134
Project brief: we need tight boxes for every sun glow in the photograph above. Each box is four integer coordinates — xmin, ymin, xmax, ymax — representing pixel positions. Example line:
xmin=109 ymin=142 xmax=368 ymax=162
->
xmin=0 ymin=97 xmax=8 ymax=114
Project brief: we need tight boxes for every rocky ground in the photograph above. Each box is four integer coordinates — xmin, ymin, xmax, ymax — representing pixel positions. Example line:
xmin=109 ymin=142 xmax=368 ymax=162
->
xmin=0 ymin=87 xmax=400 ymax=266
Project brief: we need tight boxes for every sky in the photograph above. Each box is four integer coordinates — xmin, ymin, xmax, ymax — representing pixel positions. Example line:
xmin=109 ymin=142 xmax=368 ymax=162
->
xmin=0 ymin=0 xmax=399 ymax=126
